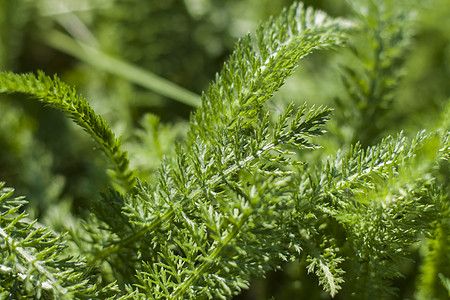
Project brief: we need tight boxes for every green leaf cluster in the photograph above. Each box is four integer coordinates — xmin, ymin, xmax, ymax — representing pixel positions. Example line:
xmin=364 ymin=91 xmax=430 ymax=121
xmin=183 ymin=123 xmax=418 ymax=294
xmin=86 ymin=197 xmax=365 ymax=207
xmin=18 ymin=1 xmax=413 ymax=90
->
xmin=0 ymin=0 xmax=449 ymax=299
xmin=0 ymin=182 xmax=121 ymax=298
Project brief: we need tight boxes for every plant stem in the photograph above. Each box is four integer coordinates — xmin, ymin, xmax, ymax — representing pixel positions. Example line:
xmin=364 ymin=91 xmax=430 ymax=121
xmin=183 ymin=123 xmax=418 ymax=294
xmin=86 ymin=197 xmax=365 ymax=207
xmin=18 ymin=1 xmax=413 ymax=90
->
xmin=41 ymin=30 xmax=201 ymax=107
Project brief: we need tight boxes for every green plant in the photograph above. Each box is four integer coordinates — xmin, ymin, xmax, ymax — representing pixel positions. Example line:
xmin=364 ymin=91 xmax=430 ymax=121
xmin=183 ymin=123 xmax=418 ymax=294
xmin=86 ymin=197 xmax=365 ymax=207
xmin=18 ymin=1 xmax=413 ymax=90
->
xmin=0 ymin=1 xmax=449 ymax=299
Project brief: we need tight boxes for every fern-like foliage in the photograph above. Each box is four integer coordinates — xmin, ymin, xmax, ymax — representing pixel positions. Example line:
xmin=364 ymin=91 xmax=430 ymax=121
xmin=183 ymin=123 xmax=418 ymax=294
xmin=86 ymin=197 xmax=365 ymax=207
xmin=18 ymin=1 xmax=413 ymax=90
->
xmin=0 ymin=71 xmax=135 ymax=192
xmin=297 ymin=130 xmax=449 ymax=298
xmin=190 ymin=2 xmax=351 ymax=142
xmin=124 ymin=105 xmax=337 ymax=299
xmin=0 ymin=182 xmax=122 ymax=298
xmin=333 ymin=0 xmax=416 ymax=146
xmin=85 ymin=3 xmax=353 ymax=298
xmin=1 ymin=1 xmax=448 ymax=299
xmin=416 ymin=104 xmax=450 ymax=300
xmin=417 ymin=210 xmax=450 ymax=300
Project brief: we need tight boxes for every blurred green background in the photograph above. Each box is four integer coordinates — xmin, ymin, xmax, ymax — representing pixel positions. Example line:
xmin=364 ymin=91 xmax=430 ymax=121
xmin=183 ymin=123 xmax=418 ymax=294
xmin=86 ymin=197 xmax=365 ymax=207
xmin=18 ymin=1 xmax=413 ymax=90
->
xmin=1 ymin=0 xmax=449 ymax=298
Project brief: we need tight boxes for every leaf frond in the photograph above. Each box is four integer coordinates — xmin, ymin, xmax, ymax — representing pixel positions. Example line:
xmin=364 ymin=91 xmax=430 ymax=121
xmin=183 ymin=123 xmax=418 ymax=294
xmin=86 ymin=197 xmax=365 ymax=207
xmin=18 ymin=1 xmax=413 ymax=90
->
xmin=0 ymin=71 xmax=136 ymax=192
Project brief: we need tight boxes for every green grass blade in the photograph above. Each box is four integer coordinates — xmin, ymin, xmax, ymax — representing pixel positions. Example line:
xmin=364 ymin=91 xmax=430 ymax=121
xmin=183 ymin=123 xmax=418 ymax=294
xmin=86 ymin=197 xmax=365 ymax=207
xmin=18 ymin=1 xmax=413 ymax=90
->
xmin=42 ymin=30 xmax=201 ymax=107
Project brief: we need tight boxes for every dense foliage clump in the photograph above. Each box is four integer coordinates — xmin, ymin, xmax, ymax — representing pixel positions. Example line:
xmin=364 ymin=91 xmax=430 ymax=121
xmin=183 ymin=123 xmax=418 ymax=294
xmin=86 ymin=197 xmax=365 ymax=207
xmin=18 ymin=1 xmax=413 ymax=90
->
xmin=0 ymin=0 xmax=449 ymax=299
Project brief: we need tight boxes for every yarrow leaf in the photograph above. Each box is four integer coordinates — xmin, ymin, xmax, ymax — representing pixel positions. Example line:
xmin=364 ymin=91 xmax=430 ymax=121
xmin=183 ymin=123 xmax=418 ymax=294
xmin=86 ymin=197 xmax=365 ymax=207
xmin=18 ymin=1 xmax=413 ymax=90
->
xmin=0 ymin=71 xmax=136 ymax=192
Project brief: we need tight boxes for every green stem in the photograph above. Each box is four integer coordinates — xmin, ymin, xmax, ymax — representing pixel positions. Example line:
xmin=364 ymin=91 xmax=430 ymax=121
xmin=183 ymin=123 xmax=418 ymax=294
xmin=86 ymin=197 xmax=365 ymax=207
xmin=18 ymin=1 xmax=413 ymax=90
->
xmin=41 ymin=30 xmax=201 ymax=107
xmin=90 ymin=144 xmax=273 ymax=263
xmin=89 ymin=209 xmax=175 ymax=264
xmin=171 ymin=209 xmax=251 ymax=299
